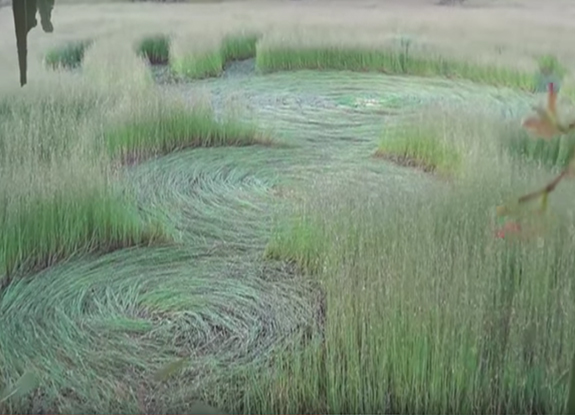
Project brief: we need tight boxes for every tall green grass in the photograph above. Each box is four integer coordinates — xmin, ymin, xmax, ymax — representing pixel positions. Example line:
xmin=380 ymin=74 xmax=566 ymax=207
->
xmin=255 ymin=37 xmax=536 ymax=90
xmin=170 ymin=31 xmax=259 ymax=79
xmin=504 ymin=129 xmax=575 ymax=170
xmin=104 ymin=99 xmax=271 ymax=164
xmin=44 ymin=39 xmax=93 ymax=69
xmin=375 ymin=118 xmax=462 ymax=175
xmin=221 ymin=32 xmax=259 ymax=62
xmin=137 ymin=34 xmax=171 ymax=65
xmin=0 ymin=49 xmax=267 ymax=281
xmin=0 ymin=85 xmax=162 ymax=281
xmin=252 ymin=170 xmax=575 ymax=414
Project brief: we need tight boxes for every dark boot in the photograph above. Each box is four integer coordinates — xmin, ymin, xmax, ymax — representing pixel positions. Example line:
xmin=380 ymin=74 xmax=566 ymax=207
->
xmin=38 ymin=0 xmax=54 ymax=32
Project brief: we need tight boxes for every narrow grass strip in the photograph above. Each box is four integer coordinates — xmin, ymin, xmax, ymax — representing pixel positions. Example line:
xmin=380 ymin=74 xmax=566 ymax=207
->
xmin=44 ymin=39 xmax=93 ymax=69
xmin=255 ymin=45 xmax=536 ymax=91
xmin=170 ymin=49 xmax=224 ymax=79
xmin=104 ymin=103 xmax=272 ymax=164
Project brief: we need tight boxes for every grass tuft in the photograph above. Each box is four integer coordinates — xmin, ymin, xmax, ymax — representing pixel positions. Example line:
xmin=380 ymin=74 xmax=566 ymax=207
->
xmin=170 ymin=31 xmax=259 ymax=80
xmin=221 ymin=32 xmax=259 ymax=63
xmin=374 ymin=109 xmax=463 ymax=176
xmin=44 ymin=39 xmax=93 ymax=70
xmin=170 ymin=49 xmax=223 ymax=79
xmin=137 ymin=34 xmax=171 ymax=65
xmin=104 ymin=99 xmax=271 ymax=164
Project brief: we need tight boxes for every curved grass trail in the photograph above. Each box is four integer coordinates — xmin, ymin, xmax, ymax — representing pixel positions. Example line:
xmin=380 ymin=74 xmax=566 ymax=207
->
xmin=0 ymin=63 xmax=535 ymax=413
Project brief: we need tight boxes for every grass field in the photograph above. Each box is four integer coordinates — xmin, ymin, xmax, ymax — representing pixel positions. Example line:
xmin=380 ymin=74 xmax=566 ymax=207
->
xmin=2 ymin=0 xmax=575 ymax=413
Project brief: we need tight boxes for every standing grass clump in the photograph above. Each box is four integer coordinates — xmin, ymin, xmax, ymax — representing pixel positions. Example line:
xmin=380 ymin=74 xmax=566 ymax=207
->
xmin=503 ymin=127 xmax=575 ymax=170
xmin=373 ymin=106 xmax=480 ymax=176
xmin=44 ymin=39 xmax=93 ymax=69
xmin=255 ymin=32 xmax=534 ymax=90
xmin=0 ymin=85 xmax=163 ymax=282
xmin=137 ymin=34 xmax=171 ymax=65
xmin=170 ymin=32 xmax=259 ymax=80
xmin=248 ymin=172 xmax=575 ymax=414
xmin=103 ymin=96 xmax=270 ymax=164
xmin=170 ymin=34 xmax=224 ymax=79
xmin=503 ymin=82 xmax=575 ymax=170
xmin=221 ymin=32 xmax=259 ymax=63
xmin=375 ymin=120 xmax=461 ymax=176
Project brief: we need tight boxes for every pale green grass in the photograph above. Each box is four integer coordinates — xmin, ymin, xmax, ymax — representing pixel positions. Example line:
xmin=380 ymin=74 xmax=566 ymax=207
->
xmin=256 ymin=159 xmax=575 ymax=414
xmin=375 ymin=114 xmax=462 ymax=175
